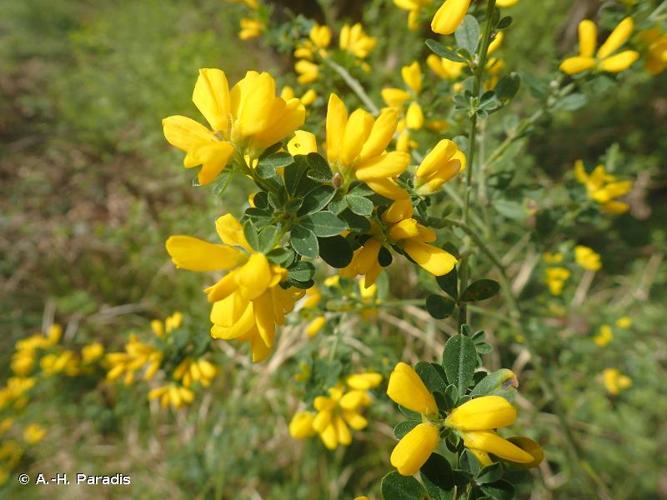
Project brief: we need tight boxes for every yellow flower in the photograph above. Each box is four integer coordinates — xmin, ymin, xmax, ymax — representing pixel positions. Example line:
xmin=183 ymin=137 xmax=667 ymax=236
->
xmin=391 ymin=422 xmax=440 ymax=475
xmin=163 ymin=69 xmax=305 ymax=185
xmin=295 ymin=59 xmax=319 ymax=84
xmin=560 ymin=18 xmax=639 ymax=75
xmin=415 ymin=139 xmax=466 ymax=195
xmin=239 ymin=18 xmax=265 ymax=40
xmin=593 ymin=325 xmax=613 ymax=347
xmin=173 ymin=358 xmax=217 ymax=387
xmin=305 ymin=316 xmax=326 ymax=337
xmin=81 ymin=342 xmax=104 ymax=365
xmin=496 ymin=0 xmax=519 ymax=6
xmin=431 ymin=0 xmax=471 ymax=36
xmin=574 ymin=245 xmax=601 ymax=271
xmin=545 ymin=267 xmax=570 ymax=296
xmin=574 ymin=160 xmax=632 ymax=214
xmin=461 ymin=431 xmax=533 ymax=464
xmin=383 ymin=199 xmax=458 ymax=276
xmin=427 ymin=54 xmax=465 ymax=80
xmin=0 ymin=418 xmax=13 ymax=435
xmin=23 ymin=423 xmax=46 ymax=444
xmin=394 ymin=0 xmax=432 ymax=31
xmin=347 ymin=372 xmax=383 ymax=390
xmin=639 ymin=28 xmax=667 ymax=75
xmin=324 ymin=93 xmax=410 ymax=199
xmin=302 ymin=286 xmax=322 ymax=309
xmin=280 ymin=86 xmax=317 ymax=107
xmin=289 ymin=411 xmax=317 ymax=438
xmin=616 ymin=316 xmax=632 ymax=329
xmin=339 ymin=23 xmax=377 ymax=59
xmin=387 ymin=362 xmax=438 ymax=415
xmin=40 ymin=350 xmax=79 ymax=377
xmin=106 ymin=335 xmax=162 ymax=385
xmin=166 ymin=214 xmax=301 ymax=362
xmin=298 ymin=374 xmax=381 ymax=450
xmin=602 ymin=368 xmax=632 ymax=395
xmin=445 ymin=395 xmax=517 ymax=431
xmin=148 ymin=384 xmax=195 ymax=409
xmin=310 ymin=24 xmax=332 ymax=51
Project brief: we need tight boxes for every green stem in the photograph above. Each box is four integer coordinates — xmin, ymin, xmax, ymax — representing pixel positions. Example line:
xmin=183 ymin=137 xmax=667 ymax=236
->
xmin=322 ymin=57 xmax=380 ymax=115
xmin=458 ymin=0 xmax=497 ymax=325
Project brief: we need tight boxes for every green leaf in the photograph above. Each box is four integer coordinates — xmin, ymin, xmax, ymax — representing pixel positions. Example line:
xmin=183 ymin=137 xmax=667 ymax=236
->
xmin=287 ymin=261 xmax=315 ymax=283
xmin=420 ymin=453 xmax=455 ymax=494
xmin=256 ymin=152 xmax=293 ymax=178
xmin=425 ymin=295 xmax=455 ymax=319
xmin=257 ymin=225 xmax=280 ymax=253
xmin=425 ymin=39 xmax=467 ymax=62
xmin=476 ymin=463 xmax=504 ymax=485
xmin=443 ymin=335 xmax=477 ymax=394
xmin=301 ymin=211 xmax=348 ymax=237
xmin=381 ymin=472 xmax=428 ymax=500
xmin=470 ymin=369 xmax=517 ymax=397
xmin=318 ymin=236 xmax=353 ymax=268
xmin=455 ymin=15 xmax=480 ymax=55
xmin=393 ymin=420 xmax=419 ymax=439
xmin=266 ymin=248 xmax=295 ymax=267
xmin=243 ymin=221 xmax=260 ymax=251
xmin=345 ymin=194 xmax=374 ymax=216
xmin=460 ymin=279 xmax=500 ymax=302
xmin=495 ymin=73 xmax=521 ymax=102
xmin=298 ymin=186 xmax=335 ymax=215
xmin=436 ymin=267 xmax=458 ymax=299
xmin=305 ymin=153 xmax=333 ymax=182
xmin=284 ymin=159 xmax=308 ymax=195
xmin=290 ymin=225 xmax=319 ymax=258
xmin=554 ymin=93 xmax=587 ymax=111
xmin=497 ymin=16 xmax=513 ymax=30
xmin=339 ymin=209 xmax=370 ymax=232
xmin=480 ymin=480 xmax=515 ymax=500
xmin=415 ymin=361 xmax=448 ymax=394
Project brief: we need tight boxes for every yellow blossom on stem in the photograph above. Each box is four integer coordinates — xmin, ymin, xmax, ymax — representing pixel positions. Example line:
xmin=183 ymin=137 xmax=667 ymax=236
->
xmin=239 ymin=18 xmax=265 ymax=40
xmin=574 ymin=160 xmax=632 ymax=214
xmin=148 ymin=384 xmax=195 ymax=409
xmin=593 ymin=325 xmax=613 ymax=347
xmin=81 ymin=342 xmax=104 ymax=365
xmin=545 ymin=266 xmax=570 ymax=296
xmin=575 ymin=245 xmax=602 ymax=271
xmin=639 ymin=28 xmax=667 ymax=75
xmin=23 ymin=424 xmax=46 ymax=444
xmin=616 ymin=316 xmax=632 ymax=329
xmin=339 ymin=23 xmax=377 ymax=59
xmin=431 ymin=0 xmax=472 ymax=36
xmin=305 ymin=316 xmax=326 ymax=337
xmin=390 ymin=422 xmax=440 ymax=475
xmin=387 ymin=362 xmax=438 ymax=415
xmin=602 ymin=368 xmax=632 ymax=395
xmin=163 ymin=69 xmax=305 ymax=185
xmin=427 ymin=54 xmax=465 ymax=80
xmin=560 ymin=18 xmax=639 ymax=75
xmin=415 ymin=139 xmax=466 ymax=195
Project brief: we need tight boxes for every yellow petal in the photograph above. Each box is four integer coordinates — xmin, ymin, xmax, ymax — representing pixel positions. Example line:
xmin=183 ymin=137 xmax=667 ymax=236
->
xmin=204 ymin=271 xmax=239 ymax=302
xmin=365 ymin=178 xmax=410 ymax=200
xmin=319 ymin=422 xmax=338 ymax=449
xmin=215 ymin=214 xmax=250 ymax=250
xmin=358 ymin=108 xmax=399 ymax=161
xmin=342 ymin=410 xmax=368 ymax=430
xmin=190 ymin=141 xmax=235 ymax=185
xmin=335 ymin=416 xmax=352 ymax=446
xmin=236 ymin=253 xmax=273 ymax=300
xmin=252 ymin=289 xmax=276 ymax=348
xmin=382 ymin=198 xmax=414 ymax=224
xmin=251 ymin=98 xmax=306 ymax=150
xmin=559 ymin=56 xmax=596 ymax=75
xmin=192 ymin=68 xmax=231 ymax=134
xmin=405 ymin=101 xmax=424 ymax=130
xmin=347 ymin=372 xmax=382 ymax=390
xmin=431 ymin=0 xmax=472 ymax=36
xmin=390 ymin=422 xmax=440 ymax=476
xmin=578 ymin=20 xmax=597 ymax=58
xmin=355 ymin=152 xmax=410 ymax=181
xmin=326 ymin=93 xmax=348 ymax=163
xmin=165 ymin=236 xmax=242 ymax=271
xmin=598 ymin=50 xmax=639 ymax=73
xmin=163 ymin=115 xmax=215 ymax=154
xmin=386 ymin=362 xmax=438 ymax=415
xmin=389 ymin=219 xmax=420 ymax=241
xmin=288 ymin=130 xmax=319 ymax=156
xmin=462 ymin=431 xmax=533 ymax=463
xmin=401 ymin=61 xmax=422 ymax=93
xmin=445 ymin=395 xmax=517 ymax=431
xmin=507 ymin=436 xmax=544 ymax=467
xmin=402 ymin=240 xmax=457 ymax=276
xmin=597 ymin=17 xmax=634 ymax=59
xmin=289 ymin=411 xmax=316 ymax=438
xmin=381 ymin=87 xmax=411 ymax=108
xmin=341 ymin=108 xmax=375 ymax=165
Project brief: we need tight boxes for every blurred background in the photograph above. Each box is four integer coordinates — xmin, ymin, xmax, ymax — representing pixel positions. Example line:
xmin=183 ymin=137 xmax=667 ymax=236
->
xmin=1 ymin=0 xmax=666 ymax=498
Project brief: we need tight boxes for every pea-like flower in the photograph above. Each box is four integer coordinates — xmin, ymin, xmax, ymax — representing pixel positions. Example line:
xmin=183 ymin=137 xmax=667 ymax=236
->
xmin=574 ymin=245 xmax=601 ymax=271
xmin=166 ymin=213 xmax=301 ymax=362
xmin=431 ymin=0 xmax=472 ymax=36
xmin=289 ymin=372 xmax=382 ymax=449
xmin=339 ymin=23 xmax=377 ymax=59
xmin=574 ymin=160 xmax=632 ymax=214
xmin=545 ymin=266 xmax=570 ymax=296
xmin=560 ymin=18 xmax=639 ymax=75
xmin=387 ymin=362 xmax=542 ymax=476
xmin=163 ymin=69 xmax=305 ymax=185
xmin=602 ymin=368 xmax=632 ymax=396
xmin=414 ymin=139 xmax=466 ymax=195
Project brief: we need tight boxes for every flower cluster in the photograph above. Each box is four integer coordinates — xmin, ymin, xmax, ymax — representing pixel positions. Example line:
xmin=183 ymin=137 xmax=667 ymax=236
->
xmin=574 ymin=160 xmax=633 ymax=214
xmin=386 ymin=362 xmax=542 ymax=475
xmin=289 ymin=372 xmax=382 ymax=449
